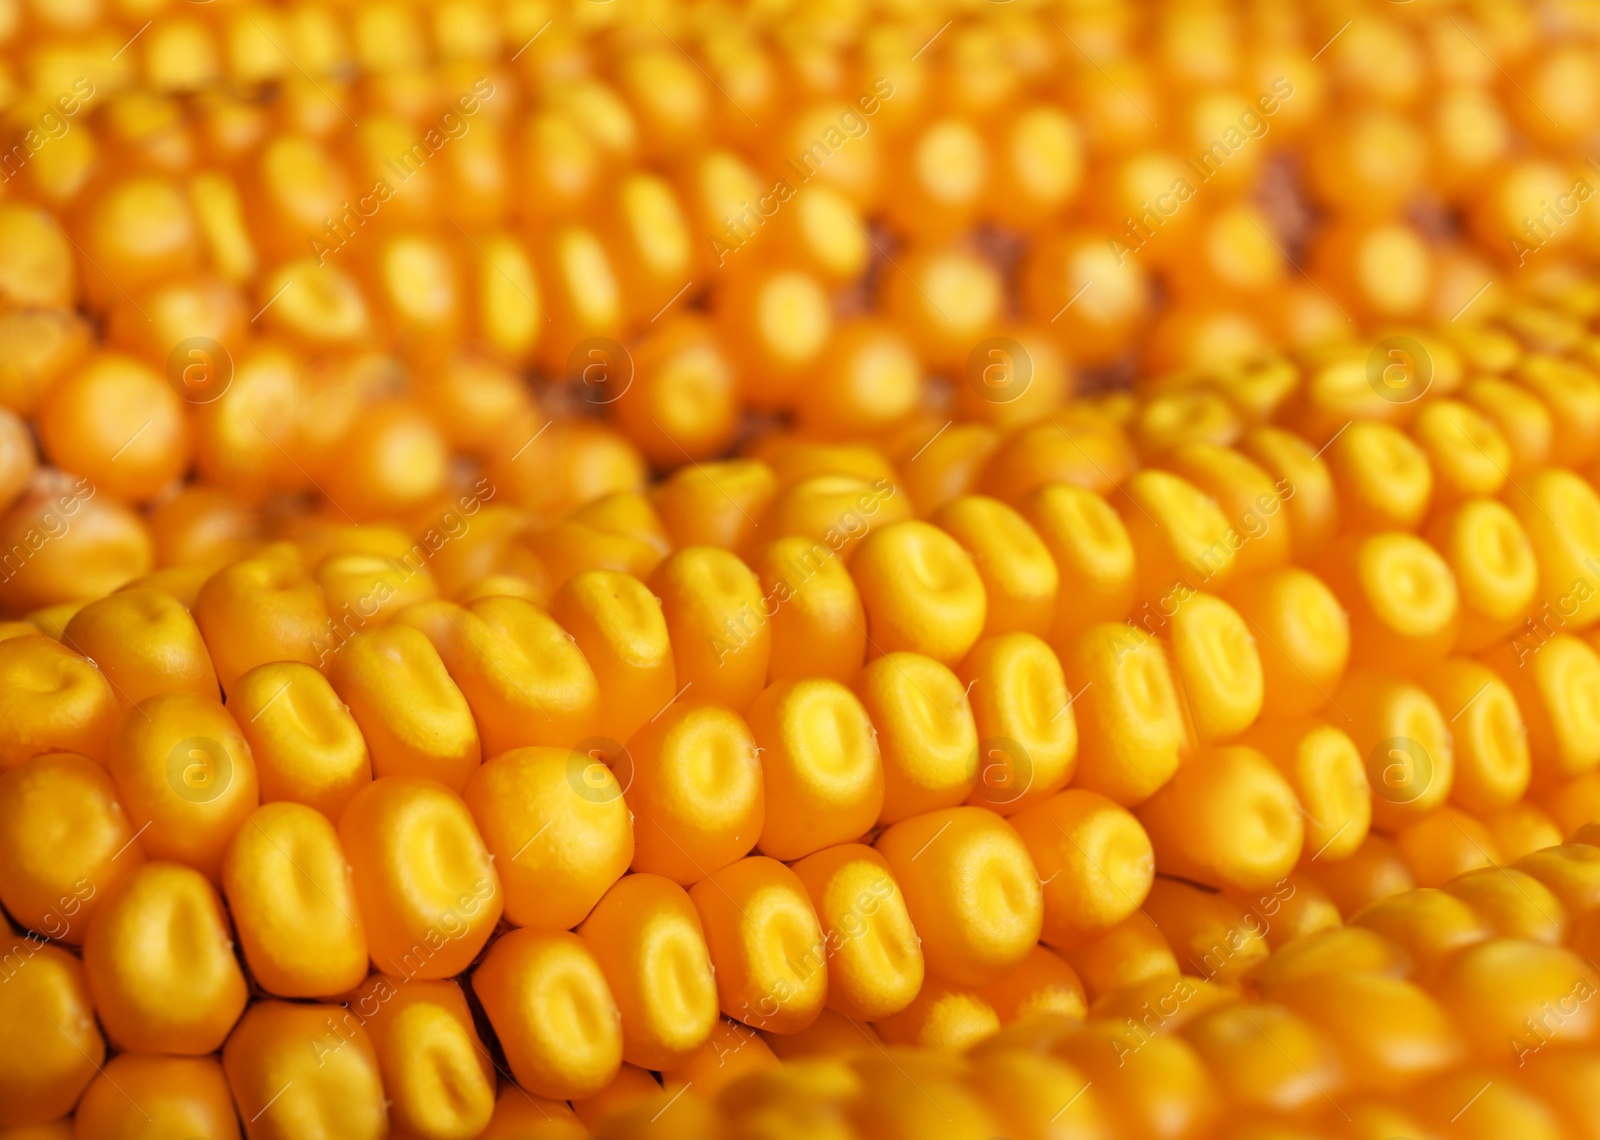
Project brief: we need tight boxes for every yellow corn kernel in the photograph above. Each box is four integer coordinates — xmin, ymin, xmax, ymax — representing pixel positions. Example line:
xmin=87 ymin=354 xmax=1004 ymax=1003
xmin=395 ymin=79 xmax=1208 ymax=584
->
xmin=659 ymin=1019 xmax=780 ymax=1103
xmin=850 ymin=520 xmax=987 ymax=667
xmin=1238 ymin=425 xmax=1340 ymax=564
xmin=625 ymin=699 xmax=763 ymax=885
xmin=1443 ymin=866 xmax=1566 ymax=944
xmin=1011 ymin=788 xmax=1154 ymax=949
xmin=1142 ymin=876 xmax=1271 ymax=984
xmin=221 ymin=1000 xmax=387 ymax=1140
xmin=874 ymin=976 xmax=999 ymax=1053
xmin=1164 ymin=592 xmax=1263 ymax=743
xmin=105 ymin=692 xmax=258 ymax=881
xmin=0 ymin=751 xmax=142 ymax=942
xmin=81 ymin=861 xmax=247 ymax=1054
xmin=875 ymin=807 xmax=1042 ymax=986
xmin=478 ymin=1086 xmax=586 ymax=1140
xmin=1157 ymin=441 xmax=1292 ymax=575
xmin=958 ymin=632 xmax=1078 ymax=813
xmin=1481 ymin=800 xmax=1565 ymax=861
xmin=464 ymin=745 xmax=632 ymax=932
xmin=1424 ymin=498 xmax=1537 ymax=652
xmin=974 ymin=944 xmax=1086 ymax=1025
xmin=1513 ymin=843 xmax=1600 ymax=920
xmin=1222 ymin=567 xmax=1350 ymax=718
xmin=852 ymin=651 xmax=977 ymax=823
xmin=60 ymin=588 xmax=217 ymax=708
xmin=1117 ymin=469 xmax=1239 ymax=607
xmin=397 ymin=596 xmax=600 ymax=755
xmin=1136 ymin=745 xmax=1303 ymax=892
xmin=0 ymin=634 xmax=118 ymax=769
xmin=1418 ymin=658 xmax=1529 ymax=812
xmin=748 ymin=678 xmax=883 ymax=860
xmin=688 ymin=855 xmax=828 ymax=1034
xmin=931 ymin=495 xmax=1058 ymax=638
xmin=1336 ymin=669 xmax=1456 ymax=829
xmin=220 ymin=801 xmax=366 ymax=999
xmin=1323 ymin=532 xmax=1460 ymax=672
xmin=232 ymin=661 xmax=371 ymax=819
xmin=1486 ymin=633 xmax=1600 ymax=789
xmin=1240 ymin=717 xmax=1370 ymax=864
xmin=0 ymin=935 xmax=103 ymax=1127
xmin=1180 ymin=1002 xmax=1344 ymax=1115
xmin=1517 ymin=353 xmax=1600 ymax=466
xmin=1507 ymin=467 xmax=1600 ymax=632
xmin=789 ymin=842 xmax=924 ymax=1022
xmin=650 ymin=546 xmax=770 ymax=712
xmin=1054 ymin=1020 xmax=1219 ymax=1140
xmin=73 ymin=1053 xmax=239 ymax=1140
xmin=1059 ymin=623 xmax=1187 ymax=806
xmin=1462 ymin=376 xmax=1552 ymax=473
xmin=577 ymin=873 xmax=718 ymax=1070
xmin=338 ymin=776 xmax=502 ymax=980
xmin=350 ymin=975 xmax=497 ymax=1140
xmin=547 ymin=569 xmax=676 ymax=747
xmin=1433 ymin=939 xmax=1600 ymax=1063
xmin=1392 ymin=807 xmax=1501 ymax=887
xmin=750 ymin=535 xmax=867 ymax=685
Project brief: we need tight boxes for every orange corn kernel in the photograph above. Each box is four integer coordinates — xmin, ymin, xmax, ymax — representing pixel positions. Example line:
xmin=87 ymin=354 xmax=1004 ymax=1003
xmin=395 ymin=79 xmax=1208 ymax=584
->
xmin=0 ymin=635 xmax=118 ymax=769
xmin=931 ymin=495 xmax=1058 ymax=639
xmin=192 ymin=553 xmax=333 ymax=693
xmin=750 ymin=535 xmax=868 ymax=685
xmin=577 ymin=873 xmax=719 ymax=1070
xmin=221 ymin=1000 xmax=388 ymax=1140
xmin=1424 ymin=498 xmax=1537 ymax=653
xmin=396 ymin=596 xmax=600 ymax=755
xmin=1506 ymin=467 xmax=1600 ymax=633
xmin=624 ymin=699 xmax=763 ymax=885
xmin=73 ymin=1053 xmax=240 ymax=1140
xmin=327 ymin=625 xmax=479 ymax=792
xmin=1487 ymin=633 xmax=1600 ymax=790
xmin=350 ymin=975 xmax=498 ymax=1140
xmin=1143 ymin=876 xmax=1271 ymax=984
xmin=547 ymin=569 xmax=677 ymax=747
xmin=1182 ymin=1001 xmax=1345 ymax=1116
xmin=478 ymin=1086 xmax=586 ymax=1140
xmin=1116 ymin=469 xmax=1240 ymax=608
xmin=36 ymin=353 xmax=190 ymax=504
xmin=1336 ymin=670 xmax=1455 ymax=829
xmin=958 ymin=632 xmax=1078 ymax=814
xmin=652 ymin=459 xmax=777 ymax=553
xmin=650 ymin=546 xmax=771 ymax=713
xmin=463 ymin=745 xmax=632 ymax=932
xmin=0 ymin=935 xmax=102 ymax=1128
xmin=1012 ymin=788 xmax=1155 ymax=950
xmin=221 ymin=801 xmax=367 ymax=999
xmin=1240 ymin=717 xmax=1370 ymax=865
xmin=875 ymin=807 xmax=1042 ymax=986
xmin=61 ymin=587 xmax=219 ymax=708
xmin=105 ymin=691 xmax=258 ymax=881
xmin=1237 ymin=426 xmax=1340 ymax=565
xmin=1222 ymin=567 xmax=1350 ymax=718
xmin=231 ymin=661 xmax=372 ymax=818
xmin=975 ymin=944 xmax=1086 ymax=1025
xmin=1419 ymin=658 xmax=1529 ymax=813
xmin=1392 ymin=807 xmax=1502 ymax=887
xmin=748 ymin=678 xmax=884 ymax=860
xmin=789 ymin=842 xmax=924 ymax=1022
xmin=1054 ymin=1020 xmax=1220 ymax=1140
xmin=0 ymin=751 xmax=142 ymax=942
xmin=473 ymin=928 xmax=624 ymax=1100
xmin=1432 ymin=939 xmax=1600 ymax=1064
xmin=1163 ymin=591 xmax=1263 ymax=744
xmin=81 ymin=861 xmax=247 ymax=1054
xmin=874 ymin=976 xmax=1000 ymax=1054
xmin=689 ymin=855 xmax=829 ymax=1034
xmin=338 ymin=775 xmax=502 ymax=980
xmin=1058 ymin=623 xmax=1188 ymax=807
xmin=852 ymin=651 xmax=978 ymax=823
